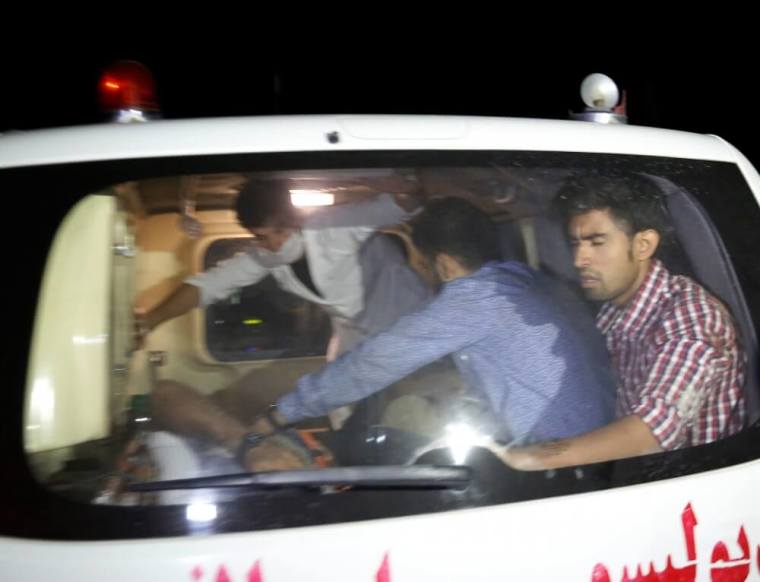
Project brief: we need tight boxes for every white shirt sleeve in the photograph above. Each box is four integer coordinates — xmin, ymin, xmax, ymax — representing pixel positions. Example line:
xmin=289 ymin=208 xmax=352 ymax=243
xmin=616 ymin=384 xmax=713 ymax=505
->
xmin=185 ymin=251 xmax=269 ymax=306
xmin=305 ymin=193 xmax=413 ymax=230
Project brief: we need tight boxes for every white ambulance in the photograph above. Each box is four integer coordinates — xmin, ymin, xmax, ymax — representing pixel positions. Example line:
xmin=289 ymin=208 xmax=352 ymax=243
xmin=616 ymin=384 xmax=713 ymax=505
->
xmin=1 ymin=65 xmax=758 ymax=581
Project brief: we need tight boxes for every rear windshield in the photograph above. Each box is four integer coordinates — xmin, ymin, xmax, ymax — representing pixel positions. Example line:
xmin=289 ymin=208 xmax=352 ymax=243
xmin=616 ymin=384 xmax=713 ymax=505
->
xmin=8 ymin=150 xmax=760 ymax=537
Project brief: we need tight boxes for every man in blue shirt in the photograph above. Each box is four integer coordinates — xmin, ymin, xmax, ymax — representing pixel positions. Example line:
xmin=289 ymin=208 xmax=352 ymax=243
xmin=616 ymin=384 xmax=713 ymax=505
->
xmin=271 ymin=198 xmax=614 ymax=442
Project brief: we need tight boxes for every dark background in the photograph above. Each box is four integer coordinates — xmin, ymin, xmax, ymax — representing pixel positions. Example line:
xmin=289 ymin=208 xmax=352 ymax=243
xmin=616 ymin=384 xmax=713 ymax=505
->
xmin=1 ymin=35 xmax=756 ymax=163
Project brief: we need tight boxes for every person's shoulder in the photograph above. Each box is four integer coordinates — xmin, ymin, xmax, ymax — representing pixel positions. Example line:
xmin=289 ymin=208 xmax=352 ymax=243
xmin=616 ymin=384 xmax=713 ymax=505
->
xmin=477 ymin=261 xmax=536 ymax=285
xmin=668 ymin=271 xmax=717 ymax=311
xmin=660 ymin=270 xmax=732 ymax=334
xmin=302 ymin=210 xmax=376 ymax=236
xmin=301 ymin=206 xmax=337 ymax=229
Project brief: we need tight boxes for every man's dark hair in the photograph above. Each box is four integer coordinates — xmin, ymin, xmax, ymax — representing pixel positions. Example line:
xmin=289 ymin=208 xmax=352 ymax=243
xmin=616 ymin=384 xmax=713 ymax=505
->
xmin=411 ymin=197 xmax=500 ymax=270
xmin=235 ymin=180 xmax=299 ymax=229
xmin=554 ymin=172 xmax=672 ymax=239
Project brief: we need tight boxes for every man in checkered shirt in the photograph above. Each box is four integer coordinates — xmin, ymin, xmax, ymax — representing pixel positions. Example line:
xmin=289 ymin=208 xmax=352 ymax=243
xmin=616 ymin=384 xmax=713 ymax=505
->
xmin=501 ymin=173 xmax=746 ymax=470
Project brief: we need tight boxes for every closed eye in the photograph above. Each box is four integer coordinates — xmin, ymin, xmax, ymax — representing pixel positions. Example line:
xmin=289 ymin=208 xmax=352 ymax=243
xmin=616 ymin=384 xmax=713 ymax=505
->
xmin=569 ymin=235 xmax=606 ymax=247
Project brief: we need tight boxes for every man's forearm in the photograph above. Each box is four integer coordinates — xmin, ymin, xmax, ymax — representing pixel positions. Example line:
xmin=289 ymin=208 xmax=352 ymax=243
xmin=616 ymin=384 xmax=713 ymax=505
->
xmin=500 ymin=415 xmax=663 ymax=471
xmin=144 ymin=283 xmax=201 ymax=331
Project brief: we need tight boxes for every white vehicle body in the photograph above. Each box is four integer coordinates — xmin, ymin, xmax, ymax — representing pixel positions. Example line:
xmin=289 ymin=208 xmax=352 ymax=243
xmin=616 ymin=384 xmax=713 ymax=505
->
xmin=1 ymin=115 xmax=759 ymax=581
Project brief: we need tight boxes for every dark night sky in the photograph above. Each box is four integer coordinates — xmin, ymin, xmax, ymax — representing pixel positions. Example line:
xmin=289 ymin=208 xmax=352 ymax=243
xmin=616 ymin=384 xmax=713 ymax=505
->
xmin=1 ymin=36 xmax=756 ymax=164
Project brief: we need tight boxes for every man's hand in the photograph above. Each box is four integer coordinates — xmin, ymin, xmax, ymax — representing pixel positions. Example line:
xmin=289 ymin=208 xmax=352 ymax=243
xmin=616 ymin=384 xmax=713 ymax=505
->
xmin=247 ymin=406 xmax=290 ymax=436
xmin=248 ymin=415 xmax=276 ymax=436
xmin=133 ymin=307 xmax=152 ymax=350
xmin=489 ymin=415 xmax=664 ymax=471
xmin=487 ymin=441 xmax=572 ymax=471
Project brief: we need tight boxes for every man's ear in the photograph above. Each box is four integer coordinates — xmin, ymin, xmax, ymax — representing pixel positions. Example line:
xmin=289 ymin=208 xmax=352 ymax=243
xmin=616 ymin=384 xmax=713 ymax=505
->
xmin=435 ymin=253 xmax=469 ymax=282
xmin=434 ymin=253 xmax=450 ymax=281
xmin=633 ymin=229 xmax=660 ymax=261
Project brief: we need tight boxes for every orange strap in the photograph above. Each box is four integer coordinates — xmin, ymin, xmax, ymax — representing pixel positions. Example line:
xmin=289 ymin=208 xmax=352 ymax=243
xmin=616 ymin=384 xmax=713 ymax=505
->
xmin=297 ymin=430 xmax=334 ymax=468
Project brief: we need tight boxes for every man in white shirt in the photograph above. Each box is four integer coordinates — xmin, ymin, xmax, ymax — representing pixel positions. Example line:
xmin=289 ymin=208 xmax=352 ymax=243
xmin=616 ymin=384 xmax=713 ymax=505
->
xmin=138 ymin=176 xmax=427 ymax=351
xmin=140 ymin=176 xmax=429 ymax=428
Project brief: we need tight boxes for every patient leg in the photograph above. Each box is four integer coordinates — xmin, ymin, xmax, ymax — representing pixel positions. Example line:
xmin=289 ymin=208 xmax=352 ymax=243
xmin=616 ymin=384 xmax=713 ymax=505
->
xmin=151 ymin=380 xmax=248 ymax=452
xmin=151 ymin=380 xmax=307 ymax=471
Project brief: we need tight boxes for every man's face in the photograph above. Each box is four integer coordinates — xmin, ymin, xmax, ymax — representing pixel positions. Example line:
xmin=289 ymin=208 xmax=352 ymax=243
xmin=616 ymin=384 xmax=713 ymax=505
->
xmin=568 ymin=209 xmax=644 ymax=306
xmin=247 ymin=226 xmax=296 ymax=253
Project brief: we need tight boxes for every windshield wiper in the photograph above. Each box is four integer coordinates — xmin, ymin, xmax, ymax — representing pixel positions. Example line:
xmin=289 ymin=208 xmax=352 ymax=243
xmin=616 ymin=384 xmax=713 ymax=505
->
xmin=127 ymin=465 xmax=471 ymax=492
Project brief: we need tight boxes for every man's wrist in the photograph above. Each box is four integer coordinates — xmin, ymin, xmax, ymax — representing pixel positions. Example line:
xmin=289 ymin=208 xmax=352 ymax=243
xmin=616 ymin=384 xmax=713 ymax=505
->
xmin=140 ymin=310 xmax=158 ymax=333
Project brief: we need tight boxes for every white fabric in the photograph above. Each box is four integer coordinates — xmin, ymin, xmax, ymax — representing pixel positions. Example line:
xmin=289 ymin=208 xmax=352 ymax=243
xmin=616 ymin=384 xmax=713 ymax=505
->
xmin=253 ymin=230 xmax=305 ymax=268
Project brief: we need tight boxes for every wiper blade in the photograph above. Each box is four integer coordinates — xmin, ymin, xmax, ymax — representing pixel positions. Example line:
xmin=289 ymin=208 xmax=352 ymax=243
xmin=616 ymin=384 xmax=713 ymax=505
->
xmin=127 ymin=465 xmax=470 ymax=492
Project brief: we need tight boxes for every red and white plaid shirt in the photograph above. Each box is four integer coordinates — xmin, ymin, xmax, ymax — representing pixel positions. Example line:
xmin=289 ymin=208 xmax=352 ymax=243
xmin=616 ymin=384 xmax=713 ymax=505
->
xmin=597 ymin=259 xmax=746 ymax=450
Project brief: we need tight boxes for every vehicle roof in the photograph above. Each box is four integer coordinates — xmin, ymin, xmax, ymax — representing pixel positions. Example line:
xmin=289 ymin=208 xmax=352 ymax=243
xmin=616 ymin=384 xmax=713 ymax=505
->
xmin=0 ymin=114 xmax=736 ymax=169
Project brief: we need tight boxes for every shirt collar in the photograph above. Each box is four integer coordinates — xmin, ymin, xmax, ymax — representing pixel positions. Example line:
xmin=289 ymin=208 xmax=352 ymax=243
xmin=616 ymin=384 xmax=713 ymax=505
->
xmin=597 ymin=259 xmax=670 ymax=336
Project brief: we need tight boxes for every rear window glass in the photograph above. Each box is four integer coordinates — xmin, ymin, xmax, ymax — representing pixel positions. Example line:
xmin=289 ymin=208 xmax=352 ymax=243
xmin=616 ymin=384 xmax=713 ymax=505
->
xmin=19 ymin=152 xmax=759 ymax=526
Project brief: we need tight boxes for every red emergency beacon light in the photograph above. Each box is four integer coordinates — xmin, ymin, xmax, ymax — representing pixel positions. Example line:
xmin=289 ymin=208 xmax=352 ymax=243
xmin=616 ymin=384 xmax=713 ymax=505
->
xmin=98 ymin=60 xmax=160 ymax=123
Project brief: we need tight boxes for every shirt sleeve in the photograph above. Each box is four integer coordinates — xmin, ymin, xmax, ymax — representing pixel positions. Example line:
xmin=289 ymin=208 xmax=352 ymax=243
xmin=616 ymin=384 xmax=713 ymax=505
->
xmin=277 ymin=282 xmax=487 ymax=423
xmin=185 ymin=251 xmax=269 ymax=306
xmin=630 ymin=298 xmax=735 ymax=450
